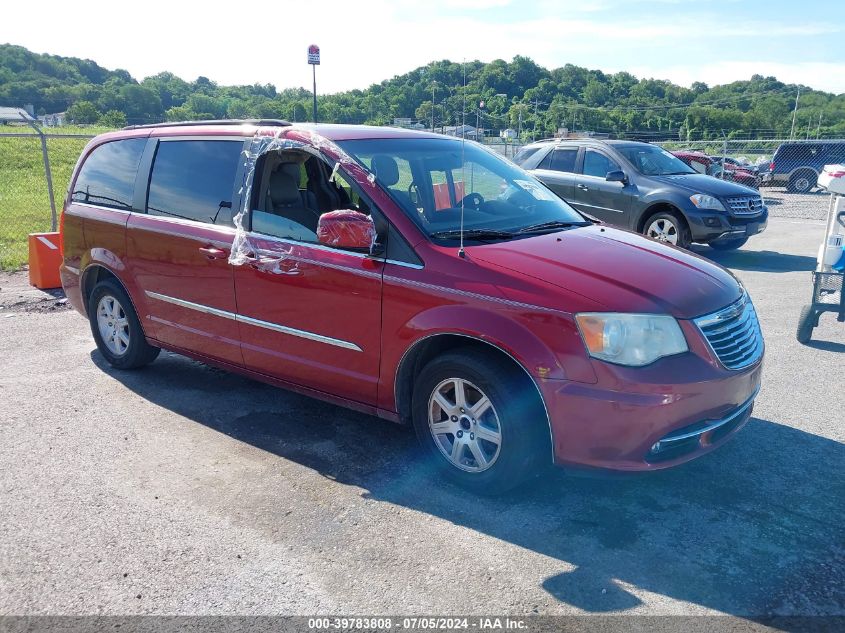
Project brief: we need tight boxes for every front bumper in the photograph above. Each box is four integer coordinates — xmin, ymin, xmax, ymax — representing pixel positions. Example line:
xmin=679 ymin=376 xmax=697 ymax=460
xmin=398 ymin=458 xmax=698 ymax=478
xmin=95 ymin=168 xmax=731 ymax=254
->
xmin=687 ymin=208 xmax=768 ymax=243
xmin=540 ymin=350 xmax=763 ymax=472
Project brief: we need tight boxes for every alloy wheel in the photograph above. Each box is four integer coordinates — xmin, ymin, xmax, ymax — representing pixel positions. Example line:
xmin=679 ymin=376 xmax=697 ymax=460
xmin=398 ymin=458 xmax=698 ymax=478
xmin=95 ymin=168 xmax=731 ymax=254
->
xmin=96 ymin=295 xmax=130 ymax=356
xmin=646 ymin=218 xmax=679 ymax=244
xmin=794 ymin=176 xmax=810 ymax=192
xmin=428 ymin=377 xmax=502 ymax=473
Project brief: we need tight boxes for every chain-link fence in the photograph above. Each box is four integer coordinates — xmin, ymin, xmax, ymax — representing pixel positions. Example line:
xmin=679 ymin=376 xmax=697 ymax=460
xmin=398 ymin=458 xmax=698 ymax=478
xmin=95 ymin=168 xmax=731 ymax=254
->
xmin=3 ymin=127 xmax=843 ymax=270
xmin=654 ymin=138 xmax=845 ymax=221
xmin=0 ymin=131 xmax=94 ymax=270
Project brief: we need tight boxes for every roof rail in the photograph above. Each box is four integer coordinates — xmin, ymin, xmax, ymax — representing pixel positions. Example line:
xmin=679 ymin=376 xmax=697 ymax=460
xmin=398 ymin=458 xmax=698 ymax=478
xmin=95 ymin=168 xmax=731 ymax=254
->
xmin=123 ymin=119 xmax=292 ymax=130
xmin=534 ymin=137 xmax=611 ymax=144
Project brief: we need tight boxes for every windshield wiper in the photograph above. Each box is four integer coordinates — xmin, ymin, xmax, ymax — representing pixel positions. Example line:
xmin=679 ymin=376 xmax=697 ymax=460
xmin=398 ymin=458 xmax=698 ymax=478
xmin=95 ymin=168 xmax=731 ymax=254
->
xmin=663 ymin=171 xmax=695 ymax=176
xmin=429 ymin=228 xmax=515 ymax=241
xmin=515 ymin=220 xmax=590 ymax=234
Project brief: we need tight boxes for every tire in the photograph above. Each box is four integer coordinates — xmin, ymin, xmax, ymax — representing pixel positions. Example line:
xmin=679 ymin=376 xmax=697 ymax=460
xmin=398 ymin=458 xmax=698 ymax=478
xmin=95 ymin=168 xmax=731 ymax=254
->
xmin=410 ymin=348 xmax=549 ymax=495
xmin=787 ymin=171 xmax=817 ymax=194
xmin=642 ymin=210 xmax=691 ymax=249
xmin=796 ymin=304 xmax=817 ymax=344
xmin=710 ymin=237 xmax=749 ymax=251
xmin=88 ymin=279 xmax=160 ymax=369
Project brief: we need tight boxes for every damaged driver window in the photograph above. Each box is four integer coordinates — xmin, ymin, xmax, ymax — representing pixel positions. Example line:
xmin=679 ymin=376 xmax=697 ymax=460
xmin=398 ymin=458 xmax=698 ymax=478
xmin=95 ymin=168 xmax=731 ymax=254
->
xmin=248 ymin=150 xmax=373 ymax=247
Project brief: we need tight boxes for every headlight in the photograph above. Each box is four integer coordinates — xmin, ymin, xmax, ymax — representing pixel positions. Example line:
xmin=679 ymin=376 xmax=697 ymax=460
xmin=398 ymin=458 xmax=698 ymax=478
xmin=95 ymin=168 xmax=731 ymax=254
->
xmin=575 ymin=313 xmax=688 ymax=366
xmin=689 ymin=194 xmax=726 ymax=211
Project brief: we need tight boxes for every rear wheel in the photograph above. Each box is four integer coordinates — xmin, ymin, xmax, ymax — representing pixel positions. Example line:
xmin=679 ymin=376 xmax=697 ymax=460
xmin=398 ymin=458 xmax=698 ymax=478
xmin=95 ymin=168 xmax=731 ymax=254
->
xmin=88 ymin=279 xmax=160 ymax=369
xmin=787 ymin=171 xmax=817 ymax=193
xmin=643 ymin=210 xmax=691 ymax=249
xmin=796 ymin=304 xmax=817 ymax=344
xmin=710 ymin=237 xmax=749 ymax=251
xmin=411 ymin=348 xmax=548 ymax=494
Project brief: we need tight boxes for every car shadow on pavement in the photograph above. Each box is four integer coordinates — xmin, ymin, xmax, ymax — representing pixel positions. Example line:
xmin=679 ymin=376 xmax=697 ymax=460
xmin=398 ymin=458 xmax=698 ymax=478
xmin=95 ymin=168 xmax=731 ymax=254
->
xmin=691 ymin=247 xmax=817 ymax=273
xmin=93 ymin=350 xmax=845 ymax=622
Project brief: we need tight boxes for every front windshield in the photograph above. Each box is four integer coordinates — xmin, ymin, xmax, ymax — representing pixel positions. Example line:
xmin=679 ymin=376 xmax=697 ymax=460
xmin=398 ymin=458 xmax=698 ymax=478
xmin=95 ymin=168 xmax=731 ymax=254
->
xmin=617 ymin=145 xmax=696 ymax=176
xmin=336 ymin=138 xmax=588 ymax=241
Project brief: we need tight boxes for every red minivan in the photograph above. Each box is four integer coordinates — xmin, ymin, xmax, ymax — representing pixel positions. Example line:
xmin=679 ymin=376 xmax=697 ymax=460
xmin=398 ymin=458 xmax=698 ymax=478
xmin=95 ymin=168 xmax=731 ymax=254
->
xmin=60 ymin=120 xmax=764 ymax=492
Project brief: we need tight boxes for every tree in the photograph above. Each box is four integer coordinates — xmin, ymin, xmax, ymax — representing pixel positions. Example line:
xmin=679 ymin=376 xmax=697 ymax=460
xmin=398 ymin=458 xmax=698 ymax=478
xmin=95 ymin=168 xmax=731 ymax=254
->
xmin=583 ymin=79 xmax=610 ymax=106
xmin=98 ymin=110 xmax=127 ymax=128
xmin=165 ymin=105 xmax=197 ymax=121
xmin=2 ymin=43 xmax=843 ymax=140
xmin=66 ymin=100 xmax=100 ymax=124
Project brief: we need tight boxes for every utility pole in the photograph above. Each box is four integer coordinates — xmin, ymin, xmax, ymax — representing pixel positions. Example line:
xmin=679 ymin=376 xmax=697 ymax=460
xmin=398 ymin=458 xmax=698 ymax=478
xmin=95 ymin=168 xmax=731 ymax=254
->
xmin=532 ymin=98 xmax=540 ymax=141
xmin=476 ymin=100 xmax=484 ymax=144
xmin=517 ymin=107 xmax=523 ymax=142
xmin=816 ymin=112 xmax=823 ymax=139
xmin=789 ymin=87 xmax=800 ymax=139
xmin=431 ymin=81 xmax=436 ymax=132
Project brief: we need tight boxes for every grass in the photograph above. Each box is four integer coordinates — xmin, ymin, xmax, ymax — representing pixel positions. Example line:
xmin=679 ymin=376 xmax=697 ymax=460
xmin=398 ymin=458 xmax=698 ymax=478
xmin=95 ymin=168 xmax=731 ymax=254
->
xmin=0 ymin=125 xmax=113 ymax=270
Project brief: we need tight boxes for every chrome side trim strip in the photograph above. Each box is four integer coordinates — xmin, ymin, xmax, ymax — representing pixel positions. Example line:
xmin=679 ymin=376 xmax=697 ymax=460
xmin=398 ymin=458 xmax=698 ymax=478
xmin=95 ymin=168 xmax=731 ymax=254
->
xmin=655 ymin=386 xmax=759 ymax=447
xmin=144 ymin=290 xmax=362 ymax=352
xmin=384 ymin=258 xmax=424 ymax=270
xmin=235 ymin=313 xmax=362 ymax=351
xmin=146 ymin=291 xmax=237 ymax=321
xmin=64 ymin=265 xmax=80 ymax=276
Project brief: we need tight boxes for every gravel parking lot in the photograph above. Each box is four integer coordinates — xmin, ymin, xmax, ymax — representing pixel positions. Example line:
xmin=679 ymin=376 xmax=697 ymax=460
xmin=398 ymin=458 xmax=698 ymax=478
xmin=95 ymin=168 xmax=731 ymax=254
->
xmin=0 ymin=202 xmax=843 ymax=623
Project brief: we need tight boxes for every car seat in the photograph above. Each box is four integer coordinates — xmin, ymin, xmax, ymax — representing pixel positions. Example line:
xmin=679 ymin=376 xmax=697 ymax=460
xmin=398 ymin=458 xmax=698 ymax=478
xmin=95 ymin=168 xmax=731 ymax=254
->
xmin=305 ymin=159 xmax=351 ymax=211
xmin=267 ymin=170 xmax=320 ymax=232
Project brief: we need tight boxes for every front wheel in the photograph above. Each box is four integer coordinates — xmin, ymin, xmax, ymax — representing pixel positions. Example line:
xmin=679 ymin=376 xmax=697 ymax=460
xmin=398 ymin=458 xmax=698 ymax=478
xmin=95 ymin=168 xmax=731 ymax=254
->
xmin=643 ymin=211 xmax=691 ymax=249
xmin=796 ymin=304 xmax=817 ymax=344
xmin=411 ymin=349 xmax=549 ymax=494
xmin=710 ymin=237 xmax=749 ymax=251
xmin=88 ymin=279 xmax=160 ymax=369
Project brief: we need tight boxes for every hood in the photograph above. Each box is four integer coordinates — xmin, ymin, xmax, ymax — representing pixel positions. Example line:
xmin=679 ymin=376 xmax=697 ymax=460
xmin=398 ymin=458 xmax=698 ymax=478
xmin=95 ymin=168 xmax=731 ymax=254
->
xmin=472 ymin=226 xmax=742 ymax=319
xmin=651 ymin=173 xmax=758 ymax=196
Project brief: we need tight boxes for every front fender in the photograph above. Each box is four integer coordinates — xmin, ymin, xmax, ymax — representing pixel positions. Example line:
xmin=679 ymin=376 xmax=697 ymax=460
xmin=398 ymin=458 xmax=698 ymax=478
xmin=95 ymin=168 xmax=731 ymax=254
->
xmin=405 ymin=304 xmax=569 ymax=378
xmin=634 ymin=193 xmax=689 ymax=228
xmin=383 ymin=302 xmax=598 ymax=412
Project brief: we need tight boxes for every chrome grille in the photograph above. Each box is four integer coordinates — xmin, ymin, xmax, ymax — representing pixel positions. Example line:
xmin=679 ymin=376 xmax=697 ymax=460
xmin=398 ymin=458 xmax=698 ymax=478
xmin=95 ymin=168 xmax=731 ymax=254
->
xmin=694 ymin=295 xmax=764 ymax=370
xmin=725 ymin=195 xmax=764 ymax=215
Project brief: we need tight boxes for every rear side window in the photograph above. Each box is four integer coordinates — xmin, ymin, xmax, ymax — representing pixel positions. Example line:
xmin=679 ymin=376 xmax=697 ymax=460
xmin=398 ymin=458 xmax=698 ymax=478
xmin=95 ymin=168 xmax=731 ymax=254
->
xmin=513 ymin=146 xmax=542 ymax=166
xmin=146 ymin=140 xmax=243 ymax=225
xmin=538 ymin=148 xmax=578 ymax=173
xmin=582 ymin=149 xmax=620 ymax=178
xmin=71 ymin=139 xmax=146 ymax=211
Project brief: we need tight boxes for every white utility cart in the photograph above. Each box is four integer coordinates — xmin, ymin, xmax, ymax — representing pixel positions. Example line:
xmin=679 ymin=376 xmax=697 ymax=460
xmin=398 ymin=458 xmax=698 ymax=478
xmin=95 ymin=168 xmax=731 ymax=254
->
xmin=797 ymin=164 xmax=845 ymax=343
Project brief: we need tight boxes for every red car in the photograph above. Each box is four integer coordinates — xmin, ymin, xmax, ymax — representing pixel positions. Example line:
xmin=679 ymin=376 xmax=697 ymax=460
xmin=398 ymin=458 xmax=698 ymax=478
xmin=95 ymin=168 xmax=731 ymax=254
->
xmin=672 ymin=150 xmax=760 ymax=189
xmin=60 ymin=121 xmax=764 ymax=492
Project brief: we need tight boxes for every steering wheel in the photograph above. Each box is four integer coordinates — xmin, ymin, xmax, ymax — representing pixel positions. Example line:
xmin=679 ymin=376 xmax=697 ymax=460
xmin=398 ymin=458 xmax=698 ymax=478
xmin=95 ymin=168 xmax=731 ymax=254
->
xmin=460 ymin=192 xmax=484 ymax=210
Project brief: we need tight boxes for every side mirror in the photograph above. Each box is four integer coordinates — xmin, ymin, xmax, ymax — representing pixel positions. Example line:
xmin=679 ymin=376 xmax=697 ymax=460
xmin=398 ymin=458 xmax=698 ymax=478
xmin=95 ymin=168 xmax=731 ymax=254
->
xmin=606 ymin=170 xmax=627 ymax=184
xmin=317 ymin=209 xmax=377 ymax=251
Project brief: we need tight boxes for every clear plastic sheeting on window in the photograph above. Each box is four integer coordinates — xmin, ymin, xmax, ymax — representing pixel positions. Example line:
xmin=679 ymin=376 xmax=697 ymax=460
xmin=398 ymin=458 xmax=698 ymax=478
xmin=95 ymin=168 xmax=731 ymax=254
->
xmin=228 ymin=127 xmax=377 ymax=271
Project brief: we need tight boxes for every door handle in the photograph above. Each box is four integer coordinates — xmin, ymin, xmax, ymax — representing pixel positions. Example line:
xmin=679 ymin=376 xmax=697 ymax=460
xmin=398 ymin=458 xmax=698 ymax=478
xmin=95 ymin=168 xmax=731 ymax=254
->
xmin=199 ymin=245 xmax=228 ymax=260
xmin=577 ymin=183 xmax=589 ymax=191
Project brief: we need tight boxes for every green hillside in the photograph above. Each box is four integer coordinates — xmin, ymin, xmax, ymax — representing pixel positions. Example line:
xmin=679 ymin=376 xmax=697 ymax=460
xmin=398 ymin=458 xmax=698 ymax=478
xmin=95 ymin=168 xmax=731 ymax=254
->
xmin=2 ymin=43 xmax=844 ymax=140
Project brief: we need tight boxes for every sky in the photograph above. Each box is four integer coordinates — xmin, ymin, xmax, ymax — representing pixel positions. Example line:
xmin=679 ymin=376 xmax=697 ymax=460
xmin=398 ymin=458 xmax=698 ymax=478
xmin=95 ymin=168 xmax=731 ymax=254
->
xmin=2 ymin=0 xmax=844 ymax=95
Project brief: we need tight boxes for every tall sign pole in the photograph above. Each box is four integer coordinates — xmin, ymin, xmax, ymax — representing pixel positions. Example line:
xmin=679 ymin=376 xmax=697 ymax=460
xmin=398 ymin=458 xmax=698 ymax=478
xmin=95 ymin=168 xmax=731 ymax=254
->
xmin=308 ymin=44 xmax=320 ymax=122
